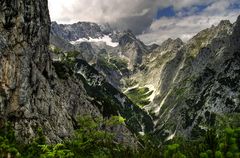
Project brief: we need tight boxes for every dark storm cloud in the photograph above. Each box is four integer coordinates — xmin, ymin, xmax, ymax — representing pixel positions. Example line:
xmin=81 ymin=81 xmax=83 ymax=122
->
xmin=49 ymin=0 xmax=240 ymax=43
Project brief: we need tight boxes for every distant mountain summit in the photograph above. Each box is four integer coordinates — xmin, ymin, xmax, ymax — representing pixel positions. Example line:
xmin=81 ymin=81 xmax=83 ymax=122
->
xmin=50 ymin=16 xmax=240 ymax=141
xmin=50 ymin=22 xmax=156 ymax=88
xmin=51 ymin=21 xmax=120 ymax=45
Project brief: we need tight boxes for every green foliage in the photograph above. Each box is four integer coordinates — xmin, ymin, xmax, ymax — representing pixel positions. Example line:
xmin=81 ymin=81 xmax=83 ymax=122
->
xmin=134 ymin=134 xmax=162 ymax=158
xmin=61 ymin=51 xmax=80 ymax=68
xmin=0 ymin=122 xmax=21 ymax=158
xmin=49 ymin=45 xmax=62 ymax=54
xmin=200 ymin=152 xmax=208 ymax=158
xmin=22 ymin=128 xmax=47 ymax=157
xmin=38 ymin=144 xmax=74 ymax=158
xmin=0 ymin=119 xmax=240 ymax=158
xmin=203 ymin=129 xmax=218 ymax=155
xmin=65 ymin=51 xmax=80 ymax=59
xmin=219 ymin=128 xmax=240 ymax=158
xmin=52 ymin=49 xmax=81 ymax=79
xmin=164 ymin=128 xmax=240 ymax=158
xmin=125 ymin=87 xmax=153 ymax=107
xmin=215 ymin=151 xmax=223 ymax=158
xmin=53 ymin=61 xmax=74 ymax=79
xmin=97 ymin=54 xmax=128 ymax=74
xmin=197 ymin=128 xmax=240 ymax=158
xmin=164 ymin=144 xmax=186 ymax=158
xmin=66 ymin=115 xmax=128 ymax=158
xmin=98 ymin=57 xmax=116 ymax=70
xmin=106 ymin=116 xmax=126 ymax=125
xmin=109 ymin=56 xmax=128 ymax=72
xmin=125 ymin=79 xmax=138 ymax=87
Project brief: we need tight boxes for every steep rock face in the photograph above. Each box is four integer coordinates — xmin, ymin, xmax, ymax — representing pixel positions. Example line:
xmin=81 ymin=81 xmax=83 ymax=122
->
xmin=49 ymin=7 xmax=240 ymax=141
xmin=0 ymin=0 xmax=153 ymax=144
xmin=51 ymin=21 xmax=117 ymax=42
xmin=118 ymin=31 xmax=149 ymax=71
xmin=50 ymin=25 xmax=153 ymax=89
xmin=152 ymin=17 xmax=240 ymax=139
xmin=50 ymin=34 xmax=75 ymax=52
xmin=0 ymin=0 xmax=50 ymax=111
xmin=122 ymin=38 xmax=184 ymax=110
xmin=0 ymin=0 xmax=86 ymax=143
xmin=114 ymin=17 xmax=240 ymax=140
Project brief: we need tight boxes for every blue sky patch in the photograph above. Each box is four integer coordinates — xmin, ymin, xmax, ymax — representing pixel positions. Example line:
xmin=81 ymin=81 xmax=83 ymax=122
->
xmin=156 ymin=6 xmax=175 ymax=19
xmin=177 ymin=5 xmax=208 ymax=17
xmin=229 ymin=2 xmax=240 ymax=10
xmin=156 ymin=5 xmax=209 ymax=19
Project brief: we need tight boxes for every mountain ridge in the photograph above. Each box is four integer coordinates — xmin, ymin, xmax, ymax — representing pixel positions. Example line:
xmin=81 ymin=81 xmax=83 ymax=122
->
xmin=50 ymin=15 xmax=240 ymax=140
xmin=1 ymin=0 xmax=239 ymax=146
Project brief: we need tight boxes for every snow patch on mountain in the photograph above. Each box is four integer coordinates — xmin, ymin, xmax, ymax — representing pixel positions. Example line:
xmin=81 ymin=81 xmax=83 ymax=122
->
xmin=70 ymin=35 xmax=119 ymax=47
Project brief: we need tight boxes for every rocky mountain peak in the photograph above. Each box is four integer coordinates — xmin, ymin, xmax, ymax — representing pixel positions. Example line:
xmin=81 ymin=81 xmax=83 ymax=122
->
xmin=236 ymin=15 xmax=240 ymax=25
xmin=215 ymin=19 xmax=233 ymax=36
xmin=230 ymin=15 xmax=240 ymax=50
xmin=218 ymin=20 xmax=231 ymax=27
xmin=119 ymin=30 xmax=138 ymax=46
xmin=185 ymin=19 xmax=234 ymax=58
xmin=233 ymin=15 xmax=240 ymax=35
xmin=160 ymin=38 xmax=184 ymax=51
xmin=51 ymin=21 xmax=116 ymax=42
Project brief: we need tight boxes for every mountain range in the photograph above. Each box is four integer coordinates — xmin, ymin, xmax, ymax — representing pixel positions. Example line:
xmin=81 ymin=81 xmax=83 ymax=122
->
xmin=50 ymin=17 xmax=240 ymax=141
xmin=0 ymin=0 xmax=240 ymax=148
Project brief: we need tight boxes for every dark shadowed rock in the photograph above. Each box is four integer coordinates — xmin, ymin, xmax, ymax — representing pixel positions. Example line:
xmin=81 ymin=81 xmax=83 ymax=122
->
xmin=0 ymin=0 xmax=153 ymax=145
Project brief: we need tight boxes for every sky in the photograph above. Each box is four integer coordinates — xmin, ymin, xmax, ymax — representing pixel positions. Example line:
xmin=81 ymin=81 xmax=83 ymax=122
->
xmin=48 ymin=0 xmax=240 ymax=44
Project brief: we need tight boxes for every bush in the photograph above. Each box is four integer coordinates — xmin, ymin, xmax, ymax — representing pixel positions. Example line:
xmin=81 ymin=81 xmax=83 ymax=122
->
xmin=0 ymin=119 xmax=239 ymax=158
xmin=0 ymin=122 xmax=21 ymax=157
xmin=65 ymin=115 xmax=128 ymax=157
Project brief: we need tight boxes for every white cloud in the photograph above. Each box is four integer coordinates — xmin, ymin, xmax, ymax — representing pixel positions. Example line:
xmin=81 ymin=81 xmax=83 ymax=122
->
xmin=48 ymin=0 xmax=157 ymax=24
xmin=138 ymin=0 xmax=240 ymax=44
xmin=48 ymin=0 xmax=219 ymax=23
xmin=138 ymin=12 xmax=239 ymax=44
xmin=204 ymin=0 xmax=232 ymax=13
xmin=169 ymin=0 xmax=213 ymax=10
xmin=48 ymin=0 xmax=240 ymax=43
xmin=48 ymin=0 xmax=160 ymax=34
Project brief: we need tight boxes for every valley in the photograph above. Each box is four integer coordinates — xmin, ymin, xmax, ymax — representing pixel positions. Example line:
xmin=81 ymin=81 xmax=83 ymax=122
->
xmin=0 ymin=0 xmax=240 ymax=157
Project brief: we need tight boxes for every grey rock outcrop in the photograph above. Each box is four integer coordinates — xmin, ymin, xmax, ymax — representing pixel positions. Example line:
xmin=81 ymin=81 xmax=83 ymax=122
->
xmin=0 ymin=0 xmax=153 ymax=144
xmin=0 ymin=0 xmax=94 ymax=143
xmin=107 ymin=17 xmax=240 ymax=140
xmin=150 ymin=17 xmax=240 ymax=139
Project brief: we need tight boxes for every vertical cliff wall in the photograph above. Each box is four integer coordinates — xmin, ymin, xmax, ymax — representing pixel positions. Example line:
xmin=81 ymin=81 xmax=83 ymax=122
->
xmin=0 ymin=0 xmax=104 ymax=143
xmin=0 ymin=0 xmax=153 ymax=144
xmin=0 ymin=0 xmax=74 ymax=143
xmin=0 ymin=0 xmax=50 ymax=111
